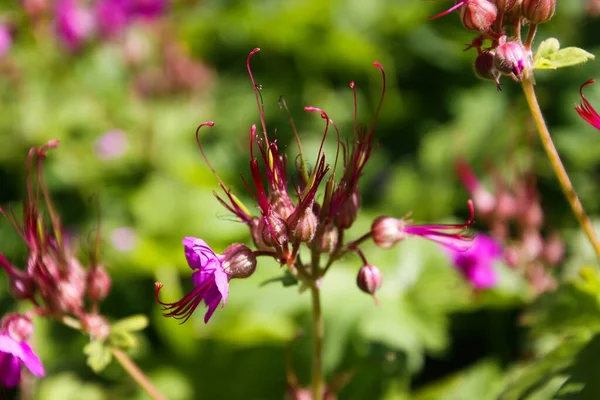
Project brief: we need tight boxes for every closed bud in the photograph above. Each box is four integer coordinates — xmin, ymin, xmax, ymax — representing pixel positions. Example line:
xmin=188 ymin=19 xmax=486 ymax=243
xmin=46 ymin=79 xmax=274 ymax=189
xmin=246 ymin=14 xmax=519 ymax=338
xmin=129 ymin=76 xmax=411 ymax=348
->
xmin=494 ymin=39 xmax=531 ymax=80
xmin=494 ymin=191 xmax=518 ymax=220
xmin=357 ymin=264 xmax=382 ymax=296
xmin=259 ymin=214 xmax=288 ymax=248
xmin=474 ymin=51 xmax=502 ymax=90
xmin=2 ymin=313 xmax=34 ymax=342
xmin=334 ymin=190 xmax=360 ymax=229
xmin=290 ymin=208 xmax=318 ymax=243
xmin=521 ymin=0 xmax=555 ymax=24
xmin=542 ymin=232 xmax=564 ymax=265
xmin=9 ymin=271 xmax=36 ymax=300
xmin=270 ymin=192 xmax=295 ymax=220
xmin=314 ymin=225 xmax=338 ymax=254
xmin=222 ymin=244 xmax=257 ymax=279
xmin=494 ymin=0 xmax=520 ymax=13
xmin=250 ymin=218 xmax=271 ymax=250
xmin=521 ymin=201 xmax=544 ymax=229
xmin=82 ymin=313 xmax=110 ymax=340
xmin=86 ymin=265 xmax=111 ymax=302
xmin=461 ymin=0 xmax=498 ymax=32
xmin=371 ymin=217 xmax=407 ymax=249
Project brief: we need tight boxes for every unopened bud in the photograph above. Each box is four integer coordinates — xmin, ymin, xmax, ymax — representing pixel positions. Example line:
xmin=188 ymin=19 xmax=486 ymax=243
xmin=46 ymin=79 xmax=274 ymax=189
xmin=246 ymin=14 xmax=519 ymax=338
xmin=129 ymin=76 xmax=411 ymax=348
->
xmin=357 ymin=265 xmax=382 ymax=296
xmin=494 ymin=192 xmax=517 ymax=220
xmin=521 ymin=200 xmax=543 ymax=229
xmin=82 ymin=313 xmax=110 ymax=340
xmin=222 ymin=244 xmax=257 ymax=279
xmin=87 ymin=265 xmax=111 ymax=302
xmin=270 ymin=192 xmax=295 ymax=221
xmin=474 ymin=51 xmax=502 ymax=91
xmin=2 ymin=313 xmax=34 ymax=342
xmin=523 ymin=229 xmax=544 ymax=261
xmin=542 ymin=232 xmax=564 ymax=265
xmin=314 ymin=225 xmax=338 ymax=254
xmin=259 ymin=214 xmax=288 ymax=248
xmin=494 ymin=0 xmax=520 ymax=13
xmin=494 ymin=39 xmax=531 ymax=80
xmin=521 ymin=0 xmax=555 ymax=24
xmin=371 ymin=217 xmax=407 ymax=249
xmin=250 ymin=218 xmax=271 ymax=250
xmin=9 ymin=271 xmax=36 ymax=300
xmin=56 ymin=259 xmax=86 ymax=314
xmin=334 ymin=190 xmax=360 ymax=229
xmin=461 ymin=0 xmax=498 ymax=32
xmin=290 ymin=208 xmax=318 ymax=243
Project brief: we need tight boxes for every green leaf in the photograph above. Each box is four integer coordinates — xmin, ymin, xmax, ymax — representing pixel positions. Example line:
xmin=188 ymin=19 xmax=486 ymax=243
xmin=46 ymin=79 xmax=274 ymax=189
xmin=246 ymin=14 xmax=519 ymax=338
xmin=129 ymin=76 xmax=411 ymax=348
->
xmin=109 ymin=330 xmax=138 ymax=349
xmin=534 ymin=38 xmax=595 ymax=70
xmin=111 ymin=314 xmax=149 ymax=333
xmin=83 ymin=340 xmax=112 ymax=373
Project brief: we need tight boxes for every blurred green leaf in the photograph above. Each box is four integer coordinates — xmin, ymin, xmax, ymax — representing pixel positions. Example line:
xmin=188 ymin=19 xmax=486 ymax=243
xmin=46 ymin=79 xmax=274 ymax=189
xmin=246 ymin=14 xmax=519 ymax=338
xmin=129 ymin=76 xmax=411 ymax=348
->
xmin=534 ymin=38 xmax=595 ymax=69
xmin=83 ymin=340 xmax=113 ymax=373
xmin=111 ymin=314 xmax=150 ymax=333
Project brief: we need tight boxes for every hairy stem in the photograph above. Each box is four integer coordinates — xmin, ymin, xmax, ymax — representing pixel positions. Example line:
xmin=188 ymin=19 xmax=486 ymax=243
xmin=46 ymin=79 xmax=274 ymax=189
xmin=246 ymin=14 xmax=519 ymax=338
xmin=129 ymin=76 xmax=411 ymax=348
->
xmin=310 ymin=284 xmax=324 ymax=399
xmin=111 ymin=348 xmax=167 ymax=400
xmin=521 ymin=79 xmax=600 ymax=260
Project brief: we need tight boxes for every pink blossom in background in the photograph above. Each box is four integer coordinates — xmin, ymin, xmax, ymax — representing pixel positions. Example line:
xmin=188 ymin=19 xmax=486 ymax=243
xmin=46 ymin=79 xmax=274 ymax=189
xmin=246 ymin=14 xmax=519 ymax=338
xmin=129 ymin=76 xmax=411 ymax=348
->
xmin=0 ymin=333 xmax=45 ymax=388
xmin=55 ymin=0 xmax=94 ymax=51
xmin=95 ymin=130 xmax=129 ymax=160
xmin=0 ymin=24 xmax=11 ymax=57
xmin=110 ymin=227 xmax=137 ymax=252
xmin=95 ymin=0 xmax=130 ymax=37
xmin=447 ymin=233 xmax=503 ymax=289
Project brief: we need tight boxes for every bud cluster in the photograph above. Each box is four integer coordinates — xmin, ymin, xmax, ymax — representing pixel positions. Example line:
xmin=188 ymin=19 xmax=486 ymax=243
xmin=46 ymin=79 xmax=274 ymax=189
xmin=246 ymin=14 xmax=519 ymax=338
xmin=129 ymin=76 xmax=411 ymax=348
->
xmin=431 ymin=0 xmax=557 ymax=89
xmin=0 ymin=141 xmax=113 ymax=333
xmin=457 ymin=159 xmax=564 ymax=294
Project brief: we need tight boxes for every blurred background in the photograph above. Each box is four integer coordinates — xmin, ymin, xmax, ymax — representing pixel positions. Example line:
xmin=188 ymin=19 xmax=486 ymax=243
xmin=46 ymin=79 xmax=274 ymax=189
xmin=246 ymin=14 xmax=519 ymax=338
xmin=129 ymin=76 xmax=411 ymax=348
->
xmin=1 ymin=0 xmax=600 ymax=399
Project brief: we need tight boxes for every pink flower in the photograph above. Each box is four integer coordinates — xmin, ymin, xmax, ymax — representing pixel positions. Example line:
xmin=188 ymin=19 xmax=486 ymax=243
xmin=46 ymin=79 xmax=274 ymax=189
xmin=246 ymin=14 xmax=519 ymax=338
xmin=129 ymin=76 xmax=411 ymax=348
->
xmin=0 ymin=333 xmax=45 ymax=388
xmin=576 ymin=79 xmax=600 ymax=130
xmin=55 ymin=0 xmax=94 ymax=51
xmin=155 ymin=237 xmax=229 ymax=323
xmin=0 ymin=24 xmax=11 ymax=57
xmin=447 ymin=233 xmax=502 ymax=288
xmin=95 ymin=130 xmax=129 ymax=160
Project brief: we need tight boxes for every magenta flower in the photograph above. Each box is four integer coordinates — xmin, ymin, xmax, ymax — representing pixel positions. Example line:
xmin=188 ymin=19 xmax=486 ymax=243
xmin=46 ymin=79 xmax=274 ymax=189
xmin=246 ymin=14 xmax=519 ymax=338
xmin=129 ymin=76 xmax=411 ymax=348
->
xmin=95 ymin=0 xmax=130 ymax=37
xmin=0 ymin=333 xmax=45 ymax=388
xmin=95 ymin=130 xmax=129 ymax=160
xmin=0 ymin=24 xmax=11 ymax=57
xmin=447 ymin=233 xmax=503 ymax=289
xmin=55 ymin=0 xmax=94 ymax=51
xmin=155 ymin=237 xmax=229 ymax=323
xmin=576 ymin=79 xmax=600 ymax=130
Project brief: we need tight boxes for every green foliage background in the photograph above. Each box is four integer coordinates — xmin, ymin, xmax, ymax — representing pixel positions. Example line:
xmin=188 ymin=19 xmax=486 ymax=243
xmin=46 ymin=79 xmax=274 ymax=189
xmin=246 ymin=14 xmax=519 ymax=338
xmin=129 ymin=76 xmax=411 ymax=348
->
xmin=1 ymin=1 xmax=600 ymax=399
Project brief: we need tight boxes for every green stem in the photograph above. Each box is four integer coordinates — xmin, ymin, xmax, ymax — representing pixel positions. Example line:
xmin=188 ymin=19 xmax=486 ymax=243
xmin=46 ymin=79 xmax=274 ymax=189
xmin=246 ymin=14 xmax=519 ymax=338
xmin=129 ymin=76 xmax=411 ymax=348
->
xmin=521 ymin=79 xmax=600 ymax=260
xmin=111 ymin=348 xmax=167 ymax=400
xmin=310 ymin=284 xmax=324 ymax=399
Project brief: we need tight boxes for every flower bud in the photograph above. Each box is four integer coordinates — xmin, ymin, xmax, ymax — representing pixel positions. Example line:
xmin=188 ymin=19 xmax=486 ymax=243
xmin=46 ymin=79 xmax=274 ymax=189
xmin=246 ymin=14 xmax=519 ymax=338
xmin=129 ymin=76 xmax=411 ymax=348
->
xmin=357 ymin=265 xmax=382 ymax=296
xmin=270 ymin=192 xmax=295 ymax=220
xmin=250 ymin=218 xmax=271 ymax=250
xmin=314 ymin=225 xmax=338 ymax=254
xmin=222 ymin=244 xmax=257 ymax=279
xmin=494 ymin=191 xmax=517 ymax=220
xmin=55 ymin=259 xmax=86 ymax=314
xmin=289 ymin=208 xmax=318 ymax=243
xmin=474 ymin=51 xmax=502 ymax=90
xmin=494 ymin=0 xmax=520 ymax=13
xmin=9 ymin=270 xmax=36 ymax=300
xmin=2 ymin=313 xmax=34 ymax=342
xmin=521 ymin=200 xmax=543 ymax=229
xmin=542 ymin=232 xmax=564 ymax=265
xmin=371 ymin=217 xmax=407 ymax=249
xmin=494 ymin=39 xmax=531 ymax=81
xmin=461 ymin=0 xmax=498 ymax=32
xmin=523 ymin=229 xmax=544 ymax=261
xmin=334 ymin=190 xmax=360 ymax=230
xmin=86 ymin=265 xmax=111 ymax=302
xmin=259 ymin=214 xmax=288 ymax=248
xmin=82 ymin=313 xmax=110 ymax=340
xmin=521 ymin=0 xmax=555 ymax=24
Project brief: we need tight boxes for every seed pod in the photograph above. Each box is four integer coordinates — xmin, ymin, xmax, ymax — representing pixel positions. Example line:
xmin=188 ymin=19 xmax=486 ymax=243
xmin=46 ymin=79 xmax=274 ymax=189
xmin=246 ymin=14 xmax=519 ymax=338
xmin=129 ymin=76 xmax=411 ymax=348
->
xmin=357 ymin=265 xmax=383 ymax=296
xmin=461 ymin=0 xmax=498 ymax=32
xmin=521 ymin=0 xmax=556 ymax=24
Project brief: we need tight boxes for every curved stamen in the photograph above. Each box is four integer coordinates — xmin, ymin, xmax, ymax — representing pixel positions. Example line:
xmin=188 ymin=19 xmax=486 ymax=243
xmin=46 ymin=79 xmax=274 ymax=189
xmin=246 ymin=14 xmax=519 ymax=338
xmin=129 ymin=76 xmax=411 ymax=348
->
xmin=246 ymin=48 xmax=269 ymax=143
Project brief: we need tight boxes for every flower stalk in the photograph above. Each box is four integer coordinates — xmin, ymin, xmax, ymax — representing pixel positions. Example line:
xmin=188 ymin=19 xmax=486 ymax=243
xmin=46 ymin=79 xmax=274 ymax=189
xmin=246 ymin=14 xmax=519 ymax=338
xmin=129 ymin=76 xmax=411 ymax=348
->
xmin=111 ymin=348 xmax=167 ymax=400
xmin=521 ymin=78 xmax=600 ymax=260
xmin=310 ymin=283 xmax=324 ymax=400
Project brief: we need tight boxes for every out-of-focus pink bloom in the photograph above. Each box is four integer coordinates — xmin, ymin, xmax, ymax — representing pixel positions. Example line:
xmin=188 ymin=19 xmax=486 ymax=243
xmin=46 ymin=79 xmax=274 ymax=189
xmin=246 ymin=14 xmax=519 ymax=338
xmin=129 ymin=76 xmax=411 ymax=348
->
xmin=0 ymin=333 xmax=45 ymax=388
xmin=55 ymin=0 xmax=94 ymax=51
xmin=129 ymin=0 xmax=168 ymax=19
xmin=95 ymin=130 xmax=128 ymax=160
xmin=155 ymin=237 xmax=229 ymax=323
xmin=110 ymin=227 xmax=137 ymax=252
xmin=95 ymin=0 xmax=130 ymax=37
xmin=447 ymin=233 xmax=503 ymax=289
xmin=576 ymin=79 xmax=600 ymax=130
xmin=456 ymin=159 xmax=496 ymax=215
xmin=0 ymin=24 xmax=12 ymax=57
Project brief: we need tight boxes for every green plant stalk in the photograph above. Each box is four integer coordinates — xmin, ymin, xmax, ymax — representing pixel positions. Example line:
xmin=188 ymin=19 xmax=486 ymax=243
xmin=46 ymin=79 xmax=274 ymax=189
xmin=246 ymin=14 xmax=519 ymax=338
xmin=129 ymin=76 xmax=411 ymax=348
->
xmin=310 ymin=284 xmax=324 ymax=399
xmin=521 ymin=78 xmax=600 ymax=260
xmin=111 ymin=348 xmax=167 ymax=400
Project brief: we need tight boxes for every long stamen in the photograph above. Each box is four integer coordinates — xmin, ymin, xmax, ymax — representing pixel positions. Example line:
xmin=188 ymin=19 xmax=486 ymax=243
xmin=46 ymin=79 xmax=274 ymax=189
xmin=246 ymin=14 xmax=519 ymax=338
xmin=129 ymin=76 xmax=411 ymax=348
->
xmin=369 ymin=62 xmax=386 ymax=133
xmin=429 ymin=1 xmax=467 ymax=20
xmin=246 ymin=48 xmax=269 ymax=143
xmin=155 ymin=281 xmax=211 ymax=324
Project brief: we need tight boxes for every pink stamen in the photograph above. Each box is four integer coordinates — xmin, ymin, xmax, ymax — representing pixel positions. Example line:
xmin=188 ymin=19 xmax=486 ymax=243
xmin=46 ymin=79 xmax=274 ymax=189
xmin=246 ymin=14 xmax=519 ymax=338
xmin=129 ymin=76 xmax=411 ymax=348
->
xmin=429 ymin=1 xmax=467 ymax=20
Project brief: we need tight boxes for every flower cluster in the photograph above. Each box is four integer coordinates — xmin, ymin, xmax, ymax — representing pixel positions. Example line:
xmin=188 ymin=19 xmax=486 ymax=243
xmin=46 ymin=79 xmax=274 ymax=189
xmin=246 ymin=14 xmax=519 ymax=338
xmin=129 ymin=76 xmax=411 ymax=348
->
xmin=155 ymin=48 xmax=475 ymax=322
xmin=457 ymin=158 xmax=564 ymax=294
xmin=431 ymin=0 xmax=556 ymax=90
xmin=0 ymin=141 xmax=114 ymax=387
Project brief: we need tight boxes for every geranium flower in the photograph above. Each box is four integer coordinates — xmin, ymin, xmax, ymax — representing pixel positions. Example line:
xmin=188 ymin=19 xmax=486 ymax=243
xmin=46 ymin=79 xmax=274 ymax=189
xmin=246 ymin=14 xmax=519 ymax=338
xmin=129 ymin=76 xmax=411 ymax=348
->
xmin=0 ymin=333 xmax=45 ymax=388
xmin=447 ymin=233 xmax=503 ymax=288
xmin=155 ymin=237 xmax=229 ymax=324
xmin=576 ymin=79 xmax=600 ymax=130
